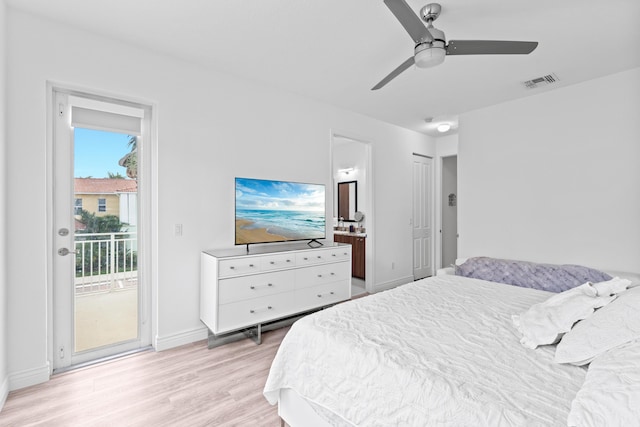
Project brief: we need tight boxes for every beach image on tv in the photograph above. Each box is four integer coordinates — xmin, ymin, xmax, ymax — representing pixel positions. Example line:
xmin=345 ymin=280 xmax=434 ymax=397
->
xmin=235 ymin=178 xmax=326 ymax=245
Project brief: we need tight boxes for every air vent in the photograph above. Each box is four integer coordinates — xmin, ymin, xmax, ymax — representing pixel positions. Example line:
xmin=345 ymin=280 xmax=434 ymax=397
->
xmin=523 ymin=73 xmax=560 ymax=89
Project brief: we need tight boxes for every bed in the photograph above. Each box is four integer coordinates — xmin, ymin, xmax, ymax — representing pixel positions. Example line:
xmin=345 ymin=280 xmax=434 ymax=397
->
xmin=263 ymin=258 xmax=640 ymax=426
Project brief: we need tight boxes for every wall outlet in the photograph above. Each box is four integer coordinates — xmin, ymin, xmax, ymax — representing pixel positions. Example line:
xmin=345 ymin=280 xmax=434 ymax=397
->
xmin=391 ymin=261 xmax=395 ymax=270
xmin=174 ymin=224 xmax=183 ymax=236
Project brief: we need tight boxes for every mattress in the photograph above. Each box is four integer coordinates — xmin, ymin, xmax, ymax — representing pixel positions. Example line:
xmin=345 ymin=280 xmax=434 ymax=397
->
xmin=263 ymin=274 xmax=587 ymax=426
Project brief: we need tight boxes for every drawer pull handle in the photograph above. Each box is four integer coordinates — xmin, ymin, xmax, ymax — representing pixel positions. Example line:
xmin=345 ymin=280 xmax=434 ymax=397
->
xmin=330 ymin=272 xmax=335 ymax=276
xmin=317 ymin=274 xmax=322 ymax=278
xmin=304 ymin=257 xmax=308 ymax=260
xmin=250 ymin=283 xmax=273 ymax=290
xmin=270 ymin=261 xmax=275 ymax=264
xmin=249 ymin=264 xmax=255 ymax=267
xmin=286 ymin=259 xmax=291 ymax=262
xmin=317 ymin=256 xmax=322 ymax=259
xmin=317 ymin=292 xmax=335 ymax=298
xmin=332 ymin=253 xmax=336 ymax=257
xmin=230 ymin=266 xmax=235 ymax=270
xmin=250 ymin=306 xmax=273 ymax=314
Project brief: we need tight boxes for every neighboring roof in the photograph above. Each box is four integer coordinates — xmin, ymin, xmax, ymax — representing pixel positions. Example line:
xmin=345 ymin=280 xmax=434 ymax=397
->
xmin=74 ymin=178 xmax=137 ymax=194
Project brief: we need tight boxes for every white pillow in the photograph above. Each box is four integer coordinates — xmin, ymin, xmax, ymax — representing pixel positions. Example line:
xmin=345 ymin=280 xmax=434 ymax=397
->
xmin=512 ymin=283 xmax=616 ymax=349
xmin=555 ymin=284 xmax=640 ymax=365
xmin=591 ymin=277 xmax=631 ymax=296
xmin=603 ymin=270 xmax=640 ymax=288
xmin=567 ymin=339 xmax=640 ymax=427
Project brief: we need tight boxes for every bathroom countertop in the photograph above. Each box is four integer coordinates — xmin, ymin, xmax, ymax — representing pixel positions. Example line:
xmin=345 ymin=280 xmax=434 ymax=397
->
xmin=333 ymin=230 xmax=367 ymax=237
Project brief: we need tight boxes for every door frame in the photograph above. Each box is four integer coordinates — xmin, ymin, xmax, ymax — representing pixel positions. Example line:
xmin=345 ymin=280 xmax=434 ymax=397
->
xmin=439 ymin=155 xmax=458 ymax=269
xmin=330 ymin=131 xmax=374 ymax=293
xmin=46 ymin=82 xmax=158 ymax=373
xmin=434 ymin=141 xmax=459 ymax=270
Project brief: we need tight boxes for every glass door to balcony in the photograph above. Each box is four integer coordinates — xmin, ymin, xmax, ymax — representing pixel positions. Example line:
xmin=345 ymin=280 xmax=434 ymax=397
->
xmin=73 ymin=128 xmax=139 ymax=353
xmin=52 ymin=90 xmax=151 ymax=371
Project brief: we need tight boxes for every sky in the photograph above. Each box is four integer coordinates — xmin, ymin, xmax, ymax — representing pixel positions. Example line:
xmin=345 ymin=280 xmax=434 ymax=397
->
xmin=235 ymin=178 xmax=325 ymax=212
xmin=74 ymin=128 xmax=133 ymax=178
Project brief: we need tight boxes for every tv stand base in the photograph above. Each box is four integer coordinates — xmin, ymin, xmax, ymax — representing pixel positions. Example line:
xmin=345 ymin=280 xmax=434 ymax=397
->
xmin=206 ymin=310 xmax=320 ymax=349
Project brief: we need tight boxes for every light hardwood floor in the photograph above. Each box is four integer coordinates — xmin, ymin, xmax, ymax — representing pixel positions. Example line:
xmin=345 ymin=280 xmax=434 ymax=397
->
xmin=1 ymin=327 xmax=289 ymax=426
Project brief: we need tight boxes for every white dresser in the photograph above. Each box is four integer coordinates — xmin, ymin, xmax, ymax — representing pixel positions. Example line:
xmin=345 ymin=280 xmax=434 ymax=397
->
xmin=201 ymin=242 xmax=352 ymax=345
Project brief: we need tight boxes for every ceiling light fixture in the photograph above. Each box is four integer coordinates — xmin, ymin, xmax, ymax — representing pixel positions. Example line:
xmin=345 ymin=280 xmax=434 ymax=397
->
xmin=414 ymin=26 xmax=446 ymax=69
xmin=414 ymin=44 xmax=446 ymax=68
xmin=437 ymin=123 xmax=451 ymax=133
xmin=338 ymin=167 xmax=354 ymax=175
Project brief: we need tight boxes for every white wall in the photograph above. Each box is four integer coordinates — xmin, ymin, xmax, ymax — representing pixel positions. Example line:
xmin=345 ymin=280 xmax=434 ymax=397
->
xmin=458 ymin=68 xmax=640 ymax=272
xmin=0 ymin=0 xmax=8 ymax=410
xmin=4 ymin=9 xmax=433 ymax=390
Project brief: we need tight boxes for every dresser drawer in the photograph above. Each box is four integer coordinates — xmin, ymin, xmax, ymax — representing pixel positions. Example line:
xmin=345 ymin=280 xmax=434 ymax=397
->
xmin=295 ymin=247 xmax=350 ymax=266
xmin=217 ymin=292 xmax=295 ymax=333
xmin=295 ymin=261 xmax=351 ymax=289
xmin=324 ymin=247 xmax=351 ymax=262
xmin=260 ymin=253 xmax=296 ymax=271
xmin=218 ymin=270 xmax=295 ymax=304
xmin=295 ymin=281 xmax=350 ymax=311
xmin=219 ymin=258 xmax=260 ymax=278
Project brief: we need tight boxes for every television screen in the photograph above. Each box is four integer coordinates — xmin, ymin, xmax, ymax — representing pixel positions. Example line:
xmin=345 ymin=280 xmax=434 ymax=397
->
xmin=235 ymin=177 xmax=326 ymax=245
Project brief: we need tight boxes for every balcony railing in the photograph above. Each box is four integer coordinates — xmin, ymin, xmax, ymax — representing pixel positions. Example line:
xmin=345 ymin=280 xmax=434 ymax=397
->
xmin=74 ymin=231 xmax=137 ymax=294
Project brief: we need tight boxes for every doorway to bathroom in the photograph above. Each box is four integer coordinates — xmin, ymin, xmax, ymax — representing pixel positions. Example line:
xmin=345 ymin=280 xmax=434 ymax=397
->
xmin=331 ymin=134 xmax=373 ymax=295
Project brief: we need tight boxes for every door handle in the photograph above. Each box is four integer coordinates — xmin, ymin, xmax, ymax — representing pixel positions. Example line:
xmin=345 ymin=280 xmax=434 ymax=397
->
xmin=58 ymin=248 xmax=79 ymax=256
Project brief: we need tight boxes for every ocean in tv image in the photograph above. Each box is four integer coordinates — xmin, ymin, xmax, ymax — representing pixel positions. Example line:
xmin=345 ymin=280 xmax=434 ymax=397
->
xmin=235 ymin=178 xmax=326 ymax=244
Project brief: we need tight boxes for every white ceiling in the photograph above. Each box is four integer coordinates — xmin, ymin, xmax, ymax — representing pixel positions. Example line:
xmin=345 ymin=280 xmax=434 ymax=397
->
xmin=6 ymin=0 xmax=640 ymax=135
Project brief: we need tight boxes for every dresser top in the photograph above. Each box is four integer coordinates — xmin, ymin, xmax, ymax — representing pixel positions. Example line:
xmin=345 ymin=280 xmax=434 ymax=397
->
xmin=203 ymin=241 xmax=348 ymax=258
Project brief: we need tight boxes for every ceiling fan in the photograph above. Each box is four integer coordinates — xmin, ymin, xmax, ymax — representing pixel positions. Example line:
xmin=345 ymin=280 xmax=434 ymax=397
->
xmin=372 ymin=0 xmax=538 ymax=90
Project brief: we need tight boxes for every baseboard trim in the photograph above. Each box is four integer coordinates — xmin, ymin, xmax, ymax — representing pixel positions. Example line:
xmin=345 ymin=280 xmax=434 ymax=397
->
xmin=155 ymin=326 xmax=208 ymax=351
xmin=373 ymin=275 xmax=414 ymax=293
xmin=0 ymin=375 xmax=8 ymax=411
xmin=8 ymin=362 xmax=50 ymax=391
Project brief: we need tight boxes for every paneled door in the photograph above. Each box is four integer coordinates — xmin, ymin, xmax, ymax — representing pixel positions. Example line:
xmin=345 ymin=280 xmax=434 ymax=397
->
xmin=52 ymin=89 xmax=151 ymax=371
xmin=412 ymin=154 xmax=433 ymax=280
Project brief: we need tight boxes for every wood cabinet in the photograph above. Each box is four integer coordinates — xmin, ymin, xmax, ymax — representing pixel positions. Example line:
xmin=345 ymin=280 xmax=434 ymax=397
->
xmin=333 ymin=234 xmax=366 ymax=280
xmin=201 ymin=243 xmax=352 ymax=344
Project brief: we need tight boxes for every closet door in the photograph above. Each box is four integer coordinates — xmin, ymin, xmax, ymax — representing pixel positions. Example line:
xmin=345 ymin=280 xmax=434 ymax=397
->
xmin=412 ymin=155 xmax=433 ymax=280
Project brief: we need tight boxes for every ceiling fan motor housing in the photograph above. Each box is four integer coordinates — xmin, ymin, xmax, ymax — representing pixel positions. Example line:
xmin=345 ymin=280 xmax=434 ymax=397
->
xmin=415 ymin=26 xmax=445 ymax=54
xmin=420 ymin=3 xmax=442 ymax=23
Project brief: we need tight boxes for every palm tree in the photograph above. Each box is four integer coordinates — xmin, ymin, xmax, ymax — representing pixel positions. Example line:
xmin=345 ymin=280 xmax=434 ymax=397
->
xmin=107 ymin=171 xmax=126 ymax=179
xmin=118 ymin=136 xmax=137 ymax=179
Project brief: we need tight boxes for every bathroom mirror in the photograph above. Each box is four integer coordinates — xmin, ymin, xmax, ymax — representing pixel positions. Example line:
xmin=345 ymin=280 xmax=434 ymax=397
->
xmin=337 ymin=181 xmax=357 ymax=221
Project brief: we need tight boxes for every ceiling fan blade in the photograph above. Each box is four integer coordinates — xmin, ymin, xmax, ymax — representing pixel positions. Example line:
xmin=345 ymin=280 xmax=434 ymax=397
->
xmin=446 ymin=40 xmax=538 ymax=55
xmin=384 ymin=0 xmax=433 ymax=43
xmin=372 ymin=56 xmax=415 ymax=90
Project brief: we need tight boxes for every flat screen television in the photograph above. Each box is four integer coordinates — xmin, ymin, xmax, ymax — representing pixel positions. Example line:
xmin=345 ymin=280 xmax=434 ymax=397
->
xmin=235 ymin=177 xmax=326 ymax=247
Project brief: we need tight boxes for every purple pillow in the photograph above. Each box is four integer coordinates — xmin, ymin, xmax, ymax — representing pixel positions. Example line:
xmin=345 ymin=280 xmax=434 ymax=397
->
xmin=455 ymin=257 xmax=612 ymax=293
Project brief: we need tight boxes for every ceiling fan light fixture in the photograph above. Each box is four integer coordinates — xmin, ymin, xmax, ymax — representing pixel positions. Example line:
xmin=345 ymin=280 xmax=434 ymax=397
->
xmin=437 ymin=123 xmax=451 ymax=132
xmin=414 ymin=45 xmax=445 ymax=68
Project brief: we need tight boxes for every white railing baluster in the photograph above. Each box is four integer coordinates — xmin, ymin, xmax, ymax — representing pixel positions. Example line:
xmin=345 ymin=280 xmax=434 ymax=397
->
xmin=73 ymin=231 xmax=137 ymax=295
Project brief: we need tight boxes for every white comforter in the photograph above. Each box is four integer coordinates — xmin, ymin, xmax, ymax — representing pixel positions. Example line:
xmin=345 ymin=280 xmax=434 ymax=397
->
xmin=263 ymin=275 xmax=587 ymax=426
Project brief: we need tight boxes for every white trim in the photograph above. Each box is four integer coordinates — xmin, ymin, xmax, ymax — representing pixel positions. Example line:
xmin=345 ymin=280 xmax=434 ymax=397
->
xmin=434 ymin=137 xmax=458 ymax=269
xmin=154 ymin=326 xmax=208 ymax=352
xmin=8 ymin=363 xmax=50 ymax=391
xmin=373 ymin=276 xmax=414 ymax=293
xmin=68 ymin=95 xmax=145 ymax=118
xmin=0 ymin=375 xmax=8 ymax=409
xmin=330 ymin=130 xmax=375 ymax=294
xmin=46 ymin=82 xmax=157 ymax=373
